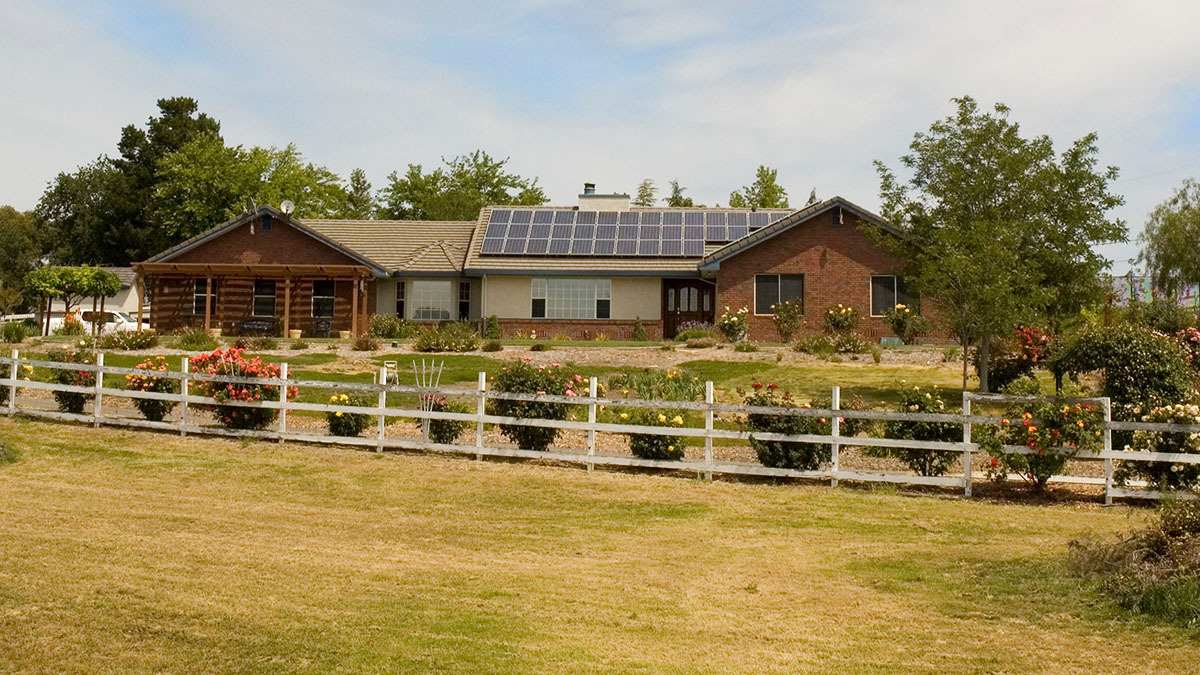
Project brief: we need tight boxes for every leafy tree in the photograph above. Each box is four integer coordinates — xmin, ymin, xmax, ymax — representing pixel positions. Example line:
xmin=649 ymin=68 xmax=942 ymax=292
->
xmin=340 ymin=168 xmax=377 ymax=219
xmin=379 ymin=150 xmax=547 ymax=221
xmin=633 ymin=179 xmax=657 ymax=207
xmin=874 ymin=96 xmax=1124 ymax=391
xmin=1140 ymin=178 xmax=1200 ymax=294
xmin=728 ymin=165 xmax=789 ymax=209
xmin=0 ymin=206 xmax=40 ymax=299
xmin=25 ymin=266 xmax=121 ymax=323
xmin=664 ymin=180 xmax=695 ymax=207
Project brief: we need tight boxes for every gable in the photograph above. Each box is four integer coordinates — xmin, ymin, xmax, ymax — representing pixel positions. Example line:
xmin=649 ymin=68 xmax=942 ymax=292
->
xmin=167 ymin=215 xmax=364 ymax=267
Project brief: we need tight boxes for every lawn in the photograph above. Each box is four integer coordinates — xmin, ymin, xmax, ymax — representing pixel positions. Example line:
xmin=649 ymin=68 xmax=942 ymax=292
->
xmin=0 ymin=417 xmax=1197 ymax=673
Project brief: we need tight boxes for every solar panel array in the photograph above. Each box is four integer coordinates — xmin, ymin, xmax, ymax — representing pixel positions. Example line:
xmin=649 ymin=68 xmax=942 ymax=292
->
xmin=480 ymin=209 xmax=793 ymax=257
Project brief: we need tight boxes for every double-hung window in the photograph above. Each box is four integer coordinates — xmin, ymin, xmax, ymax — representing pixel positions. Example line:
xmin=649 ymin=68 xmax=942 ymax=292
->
xmin=458 ymin=281 xmax=471 ymax=320
xmin=193 ymin=278 xmax=216 ymax=315
xmin=754 ymin=274 xmax=804 ymax=315
xmin=870 ymin=276 xmax=916 ymax=316
xmin=531 ymin=278 xmax=611 ymax=319
xmin=252 ymin=280 xmax=277 ymax=317
xmin=312 ymin=280 xmax=335 ymax=318
xmin=410 ymin=280 xmax=453 ymax=320
xmin=395 ymin=281 xmax=405 ymax=318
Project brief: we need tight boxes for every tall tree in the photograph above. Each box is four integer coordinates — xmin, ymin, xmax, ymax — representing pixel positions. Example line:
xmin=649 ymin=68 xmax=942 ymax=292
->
xmin=874 ymin=96 xmax=1124 ymax=391
xmin=340 ymin=168 xmax=377 ymax=219
xmin=664 ymin=180 xmax=695 ymax=207
xmin=379 ymin=151 xmax=547 ymax=221
xmin=0 ymin=206 xmax=41 ymax=297
xmin=633 ymin=179 xmax=657 ymax=207
xmin=1140 ymin=178 xmax=1200 ymax=294
xmin=728 ymin=166 xmax=789 ymax=209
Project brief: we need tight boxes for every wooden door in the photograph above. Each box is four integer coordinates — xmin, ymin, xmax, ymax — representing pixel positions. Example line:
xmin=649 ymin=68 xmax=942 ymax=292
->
xmin=663 ymin=280 xmax=715 ymax=338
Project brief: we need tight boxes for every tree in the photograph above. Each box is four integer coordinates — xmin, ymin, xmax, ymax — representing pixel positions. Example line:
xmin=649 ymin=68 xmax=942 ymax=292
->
xmin=664 ymin=180 xmax=695 ymax=207
xmin=0 ymin=206 xmax=41 ymax=299
xmin=633 ymin=179 xmax=657 ymax=207
xmin=728 ymin=166 xmax=789 ymax=209
xmin=873 ymin=96 xmax=1125 ymax=391
xmin=1140 ymin=178 xmax=1200 ymax=294
xmin=379 ymin=150 xmax=547 ymax=221
xmin=340 ymin=168 xmax=377 ymax=219
xmin=25 ymin=266 xmax=121 ymax=334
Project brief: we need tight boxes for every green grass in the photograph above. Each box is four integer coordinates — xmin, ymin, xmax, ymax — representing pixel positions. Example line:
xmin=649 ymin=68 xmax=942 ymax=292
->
xmin=0 ymin=417 xmax=1197 ymax=673
xmin=678 ymin=359 xmax=965 ymax=404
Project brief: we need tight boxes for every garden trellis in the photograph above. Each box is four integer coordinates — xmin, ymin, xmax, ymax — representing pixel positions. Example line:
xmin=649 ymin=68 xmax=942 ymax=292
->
xmin=4 ymin=349 xmax=1200 ymax=504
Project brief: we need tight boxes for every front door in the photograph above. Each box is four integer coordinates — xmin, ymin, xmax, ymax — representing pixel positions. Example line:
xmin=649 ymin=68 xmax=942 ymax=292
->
xmin=663 ymin=279 xmax=715 ymax=338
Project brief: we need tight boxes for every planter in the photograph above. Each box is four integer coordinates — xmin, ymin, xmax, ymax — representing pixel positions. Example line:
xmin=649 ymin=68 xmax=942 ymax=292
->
xmin=210 ymin=328 xmax=222 ymax=337
xmin=289 ymin=329 xmax=302 ymax=339
xmin=338 ymin=330 xmax=351 ymax=340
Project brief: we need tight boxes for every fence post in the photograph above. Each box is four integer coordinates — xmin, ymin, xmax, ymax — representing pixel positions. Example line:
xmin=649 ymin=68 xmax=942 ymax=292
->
xmin=1103 ymin=397 xmax=1113 ymax=506
xmin=587 ymin=376 xmax=598 ymax=471
xmin=962 ymin=392 xmax=973 ymax=497
xmin=93 ymin=352 xmax=104 ymax=428
xmin=377 ymin=366 xmax=388 ymax=453
xmin=277 ymin=362 xmax=288 ymax=443
xmin=476 ymin=371 xmax=486 ymax=460
xmin=704 ymin=381 xmax=714 ymax=481
xmin=831 ymin=386 xmax=840 ymax=488
xmin=8 ymin=349 xmax=17 ymax=416
xmin=180 ymin=357 xmax=189 ymax=437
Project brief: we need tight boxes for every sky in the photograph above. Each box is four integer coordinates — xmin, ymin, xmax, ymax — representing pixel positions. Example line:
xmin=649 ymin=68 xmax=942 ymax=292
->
xmin=3 ymin=1 xmax=1200 ymax=274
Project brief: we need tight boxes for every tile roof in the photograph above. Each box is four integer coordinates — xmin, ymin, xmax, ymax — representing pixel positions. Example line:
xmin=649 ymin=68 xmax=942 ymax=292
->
xmin=302 ymin=219 xmax=476 ymax=274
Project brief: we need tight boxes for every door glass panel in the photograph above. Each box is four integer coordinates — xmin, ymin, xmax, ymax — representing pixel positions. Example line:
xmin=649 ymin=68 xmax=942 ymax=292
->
xmin=702 ymin=289 xmax=710 ymax=312
xmin=667 ymin=288 xmax=674 ymax=311
xmin=688 ymin=288 xmax=698 ymax=312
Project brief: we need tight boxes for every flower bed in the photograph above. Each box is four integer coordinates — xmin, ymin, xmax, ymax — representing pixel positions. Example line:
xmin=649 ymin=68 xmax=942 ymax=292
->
xmin=189 ymin=348 xmax=296 ymax=430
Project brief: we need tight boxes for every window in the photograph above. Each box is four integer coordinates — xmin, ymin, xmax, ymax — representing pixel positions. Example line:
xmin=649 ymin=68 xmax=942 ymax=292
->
xmin=261 ymin=215 xmax=273 ymax=232
xmin=312 ymin=280 xmax=335 ymax=318
xmin=252 ymin=279 xmax=277 ymax=317
xmin=193 ymin=278 xmax=216 ymax=315
xmin=870 ymin=276 xmax=916 ymax=316
xmin=458 ymin=281 xmax=471 ymax=320
xmin=410 ymin=280 xmax=453 ymax=320
xmin=531 ymin=278 xmax=611 ymax=319
xmin=754 ymin=274 xmax=804 ymax=315
xmin=395 ymin=281 xmax=405 ymax=318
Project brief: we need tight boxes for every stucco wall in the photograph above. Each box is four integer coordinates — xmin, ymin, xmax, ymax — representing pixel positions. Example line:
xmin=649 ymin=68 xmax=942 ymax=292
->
xmin=481 ymin=276 xmax=661 ymax=320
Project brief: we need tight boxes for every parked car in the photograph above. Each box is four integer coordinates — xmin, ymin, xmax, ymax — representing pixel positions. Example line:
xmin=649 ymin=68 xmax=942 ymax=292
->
xmin=46 ymin=310 xmax=149 ymax=334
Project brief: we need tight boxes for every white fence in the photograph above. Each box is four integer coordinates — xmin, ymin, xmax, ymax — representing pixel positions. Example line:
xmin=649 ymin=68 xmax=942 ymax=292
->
xmin=4 ymin=350 xmax=1200 ymax=504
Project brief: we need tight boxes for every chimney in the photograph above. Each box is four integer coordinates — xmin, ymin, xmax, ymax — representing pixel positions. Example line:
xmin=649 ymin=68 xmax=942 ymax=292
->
xmin=577 ymin=182 xmax=631 ymax=210
xmin=583 ymin=182 xmax=596 ymax=195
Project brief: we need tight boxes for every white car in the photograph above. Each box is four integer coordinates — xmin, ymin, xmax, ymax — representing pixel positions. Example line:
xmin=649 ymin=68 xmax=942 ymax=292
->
xmin=50 ymin=310 xmax=149 ymax=333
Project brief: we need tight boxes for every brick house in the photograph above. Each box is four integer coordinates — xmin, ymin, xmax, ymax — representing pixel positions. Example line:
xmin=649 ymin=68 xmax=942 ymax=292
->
xmin=136 ymin=188 xmax=934 ymax=342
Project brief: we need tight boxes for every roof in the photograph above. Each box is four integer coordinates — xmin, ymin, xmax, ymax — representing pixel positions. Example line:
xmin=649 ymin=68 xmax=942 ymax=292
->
xmin=700 ymin=196 xmax=894 ymax=270
xmin=100 ymin=267 xmax=136 ymax=289
xmin=304 ymin=219 xmax=475 ymax=274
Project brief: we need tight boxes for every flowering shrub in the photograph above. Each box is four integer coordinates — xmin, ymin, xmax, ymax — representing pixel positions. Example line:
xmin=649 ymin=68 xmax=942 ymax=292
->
xmin=717 ymin=307 xmax=749 ymax=342
xmin=414 ymin=321 xmax=479 ymax=352
xmin=977 ymin=397 xmax=1103 ymax=491
xmin=488 ymin=359 xmax=580 ymax=451
xmin=865 ymin=385 xmax=961 ymax=476
xmin=326 ymin=392 xmax=373 ymax=437
xmin=46 ymin=346 xmax=95 ymax=414
xmin=832 ymin=333 xmax=871 ymax=354
xmin=1117 ymin=404 xmax=1200 ymax=491
xmin=674 ymin=321 xmax=719 ymax=342
xmin=611 ymin=368 xmax=698 ymax=461
xmin=772 ymin=300 xmax=803 ymax=342
xmin=823 ymin=304 xmax=860 ymax=335
xmin=125 ymin=356 xmax=179 ymax=422
xmin=881 ymin=304 xmax=930 ymax=345
xmin=743 ymin=385 xmax=867 ymax=471
xmin=1175 ymin=328 xmax=1200 ymax=370
xmin=793 ymin=333 xmax=834 ymax=355
xmin=620 ymin=408 xmax=688 ymax=460
xmin=424 ymin=395 xmax=471 ymax=444
xmin=980 ymin=326 xmax=1053 ymax=391
xmin=189 ymin=348 xmax=297 ymax=430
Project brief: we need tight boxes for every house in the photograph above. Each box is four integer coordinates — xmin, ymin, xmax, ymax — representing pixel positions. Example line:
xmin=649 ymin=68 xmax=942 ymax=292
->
xmin=134 ymin=186 xmax=928 ymax=342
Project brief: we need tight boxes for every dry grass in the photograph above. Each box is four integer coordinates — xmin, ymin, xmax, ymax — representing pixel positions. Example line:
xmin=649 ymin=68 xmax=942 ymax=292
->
xmin=0 ymin=417 xmax=1197 ymax=674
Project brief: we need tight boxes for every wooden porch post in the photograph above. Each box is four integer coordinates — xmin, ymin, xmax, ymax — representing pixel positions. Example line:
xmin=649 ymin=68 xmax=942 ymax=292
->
xmin=217 ymin=278 xmax=225 ymax=332
xmin=204 ymin=276 xmax=213 ymax=332
xmin=350 ymin=277 xmax=359 ymax=338
xmin=135 ymin=273 xmax=144 ymax=333
xmin=282 ymin=277 xmax=292 ymax=337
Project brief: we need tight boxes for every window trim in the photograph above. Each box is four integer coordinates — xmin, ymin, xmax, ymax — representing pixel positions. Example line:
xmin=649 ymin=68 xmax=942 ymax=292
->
xmin=531 ymin=278 xmax=611 ymax=320
xmin=192 ymin=278 xmax=216 ymax=316
xmin=395 ymin=280 xmax=405 ymax=319
xmin=311 ymin=280 xmax=335 ymax=319
xmin=753 ymin=274 xmax=804 ymax=316
xmin=410 ymin=279 xmax=454 ymax=321
xmin=458 ymin=281 xmax=471 ymax=321
xmin=252 ymin=279 xmax=277 ymax=318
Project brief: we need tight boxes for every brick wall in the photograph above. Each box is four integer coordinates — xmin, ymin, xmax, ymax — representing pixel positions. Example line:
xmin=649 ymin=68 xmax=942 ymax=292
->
xmin=714 ymin=211 xmax=945 ymax=343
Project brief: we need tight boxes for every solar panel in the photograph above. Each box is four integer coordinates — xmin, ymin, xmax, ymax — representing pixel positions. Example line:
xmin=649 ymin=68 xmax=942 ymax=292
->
xmin=619 ymin=211 xmax=640 ymax=225
xmin=571 ymin=237 xmax=594 ymax=255
xmin=490 ymin=209 xmax=511 ymax=223
xmin=639 ymin=224 xmax=660 ymax=240
xmin=663 ymin=212 xmax=682 ymax=225
xmin=593 ymin=239 xmax=615 ymax=255
xmin=511 ymin=210 xmax=532 ymax=224
xmin=639 ymin=239 xmax=660 ymax=256
xmin=574 ymin=224 xmax=594 ymax=240
xmin=684 ymin=212 xmax=704 ymax=226
xmin=683 ymin=240 xmax=704 ymax=256
xmin=684 ymin=225 xmax=703 ymax=241
xmin=616 ymin=224 xmax=637 ymax=255
xmin=503 ymin=235 xmax=527 ymax=254
xmin=530 ymin=223 xmax=551 ymax=239
xmin=749 ymin=212 xmax=770 ymax=229
xmin=481 ymin=238 xmax=505 ymax=254
xmin=727 ymin=225 xmax=749 ymax=240
xmin=598 ymin=211 xmax=618 ymax=225
xmin=661 ymin=239 xmax=682 ymax=256
xmin=526 ymin=237 xmax=549 ymax=254
xmin=576 ymin=211 xmax=596 ymax=224
xmin=596 ymin=224 xmax=617 ymax=239
xmin=727 ymin=212 xmax=747 ymax=228
xmin=551 ymin=210 xmax=573 ymax=224
xmin=548 ymin=223 xmax=572 ymax=255
xmin=640 ymin=211 xmax=661 ymax=225
xmin=769 ymin=211 xmax=790 ymax=223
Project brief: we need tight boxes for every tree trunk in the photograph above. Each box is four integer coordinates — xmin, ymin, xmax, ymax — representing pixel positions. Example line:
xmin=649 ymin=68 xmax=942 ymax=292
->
xmin=961 ymin=336 xmax=969 ymax=391
xmin=978 ymin=336 xmax=991 ymax=393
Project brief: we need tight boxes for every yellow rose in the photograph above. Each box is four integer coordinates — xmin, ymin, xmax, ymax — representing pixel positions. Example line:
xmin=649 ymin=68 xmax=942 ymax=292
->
xmin=658 ymin=414 xmax=667 ymax=422
xmin=620 ymin=412 xmax=629 ymax=419
xmin=673 ymin=415 xmax=683 ymax=425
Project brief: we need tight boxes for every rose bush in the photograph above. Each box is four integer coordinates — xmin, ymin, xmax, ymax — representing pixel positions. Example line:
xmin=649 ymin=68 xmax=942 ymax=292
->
xmin=977 ymin=396 xmax=1104 ymax=491
xmin=326 ymin=392 xmax=373 ymax=437
xmin=772 ymin=300 xmax=803 ymax=342
xmin=125 ymin=355 xmax=179 ymax=422
xmin=744 ymin=384 xmax=867 ymax=471
xmin=488 ymin=359 xmax=581 ymax=451
xmin=190 ymin=347 xmax=297 ymax=430
xmin=881 ymin=303 xmax=930 ymax=345
xmin=823 ymin=304 xmax=860 ymax=335
xmin=717 ymin=306 xmax=749 ymax=342
xmin=46 ymin=346 xmax=95 ymax=414
xmin=1117 ymin=403 xmax=1200 ymax=491
xmin=865 ymin=385 xmax=961 ymax=476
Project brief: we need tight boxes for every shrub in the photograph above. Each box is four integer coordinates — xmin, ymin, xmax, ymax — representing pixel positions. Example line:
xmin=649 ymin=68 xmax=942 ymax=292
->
xmin=487 ymin=360 xmax=580 ymax=451
xmin=1133 ymin=295 xmax=1195 ymax=335
xmin=326 ymin=392 xmax=373 ymax=437
xmin=424 ymin=395 xmax=471 ymax=444
xmin=870 ymin=347 xmax=882 ymax=364
xmin=484 ymin=315 xmax=501 ymax=339
xmin=621 ymin=407 xmax=688 ymax=460
xmin=413 ymin=322 xmax=479 ymax=352
xmin=943 ymin=345 xmax=962 ymax=363
xmin=97 ymin=330 xmax=159 ymax=350
xmin=352 ymin=334 xmax=379 ymax=351
xmin=530 ymin=342 xmax=552 ymax=352
xmin=674 ymin=322 xmax=719 ymax=342
xmin=251 ymin=336 xmax=278 ymax=350
xmin=744 ymin=385 xmax=867 ymax=471
xmin=290 ymin=340 xmax=309 ymax=350
xmin=832 ymin=333 xmax=871 ymax=354
xmin=793 ymin=334 xmax=834 ymax=355
xmin=45 ymin=347 xmax=95 ymax=414
xmin=552 ymin=333 xmax=572 ymax=342
xmin=734 ymin=341 xmax=758 ymax=352
xmin=881 ymin=304 xmax=930 ymax=344
xmin=368 ymin=315 xmax=417 ymax=340
xmin=1 ymin=321 xmax=32 ymax=344
xmin=1176 ymin=328 xmax=1200 ymax=370
xmin=176 ymin=327 xmax=219 ymax=351
xmin=686 ymin=337 xmax=715 ymax=349
xmin=865 ymin=386 xmax=960 ymax=476
xmin=481 ymin=340 xmax=503 ymax=352
xmin=189 ymin=347 xmax=296 ymax=430
xmin=124 ymin=356 xmax=179 ymax=422
xmin=977 ymin=326 xmax=1052 ymax=392
xmin=1117 ymin=403 xmax=1200 ymax=491
xmin=823 ymin=304 xmax=860 ymax=335
xmin=716 ymin=307 xmax=749 ymax=342
xmin=976 ymin=393 xmax=1104 ymax=491
xmin=609 ymin=368 xmax=701 ymax=402
xmin=772 ymin=300 xmax=803 ymax=342
xmin=632 ymin=318 xmax=648 ymax=342
xmin=594 ymin=332 xmax=609 ymax=342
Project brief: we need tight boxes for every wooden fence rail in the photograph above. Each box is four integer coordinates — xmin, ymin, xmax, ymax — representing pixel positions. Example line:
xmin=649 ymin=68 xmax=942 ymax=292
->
xmin=3 ymin=351 xmax=1198 ymax=503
